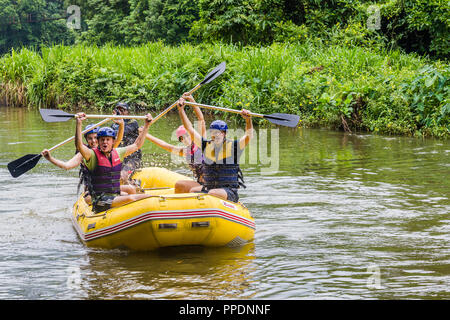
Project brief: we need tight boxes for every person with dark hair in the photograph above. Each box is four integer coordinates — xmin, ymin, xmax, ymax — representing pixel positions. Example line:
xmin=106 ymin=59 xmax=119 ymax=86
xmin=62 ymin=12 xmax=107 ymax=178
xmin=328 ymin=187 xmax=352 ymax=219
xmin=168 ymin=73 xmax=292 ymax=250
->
xmin=111 ymin=102 xmax=142 ymax=182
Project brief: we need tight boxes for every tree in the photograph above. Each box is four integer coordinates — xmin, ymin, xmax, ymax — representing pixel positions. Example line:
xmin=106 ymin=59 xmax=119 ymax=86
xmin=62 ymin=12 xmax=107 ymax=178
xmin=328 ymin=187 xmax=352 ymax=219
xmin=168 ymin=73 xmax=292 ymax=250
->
xmin=73 ymin=0 xmax=131 ymax=45
xmin=0 ymin=0 xmax=75 ymax=54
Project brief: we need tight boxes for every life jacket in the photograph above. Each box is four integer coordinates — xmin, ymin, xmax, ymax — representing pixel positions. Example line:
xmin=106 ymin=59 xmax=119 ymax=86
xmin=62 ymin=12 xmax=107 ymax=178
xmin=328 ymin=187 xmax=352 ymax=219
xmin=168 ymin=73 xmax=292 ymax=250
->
xmin=185 ymin=143 xmax=204 ymax=182
xmin=200 ymin=139 xmax=246 ymax=190
xmin=89 ymin=148 xmax=122 ymax=196
xmin=78 ymin=161 xmax=91 ymax=195
xmin=111 ymin=120 xmax=142 ymax=169
xmin=76 ymin=144 xmax=91 ymax=195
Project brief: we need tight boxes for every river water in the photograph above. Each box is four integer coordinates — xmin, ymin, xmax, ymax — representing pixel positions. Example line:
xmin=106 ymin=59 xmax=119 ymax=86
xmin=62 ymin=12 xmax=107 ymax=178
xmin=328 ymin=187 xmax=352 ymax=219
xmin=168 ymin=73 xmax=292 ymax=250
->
xmin=0 ymin=107 xmax=448 ymax=299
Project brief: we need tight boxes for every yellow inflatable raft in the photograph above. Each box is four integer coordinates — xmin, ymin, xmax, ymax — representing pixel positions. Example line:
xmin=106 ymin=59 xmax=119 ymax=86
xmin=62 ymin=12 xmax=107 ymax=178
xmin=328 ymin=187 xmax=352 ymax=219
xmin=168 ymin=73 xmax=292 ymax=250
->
xmin=72 ymin=167 xmax=255 ymax=251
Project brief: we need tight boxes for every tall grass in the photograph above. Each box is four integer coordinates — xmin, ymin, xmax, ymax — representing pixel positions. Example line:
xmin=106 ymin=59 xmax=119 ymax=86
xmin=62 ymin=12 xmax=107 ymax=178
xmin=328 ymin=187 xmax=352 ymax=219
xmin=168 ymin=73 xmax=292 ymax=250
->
xmin=0 ymin=42 xmax=448 ymax=138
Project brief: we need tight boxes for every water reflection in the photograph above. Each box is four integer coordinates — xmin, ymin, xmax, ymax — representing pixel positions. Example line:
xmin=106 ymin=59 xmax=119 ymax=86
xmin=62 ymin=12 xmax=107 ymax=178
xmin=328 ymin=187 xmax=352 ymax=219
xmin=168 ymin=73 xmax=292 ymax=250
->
xmin=82 ymin=244 xmax=256 ymax=299
xmin=0 ymin=107 xmax=449 ymax=299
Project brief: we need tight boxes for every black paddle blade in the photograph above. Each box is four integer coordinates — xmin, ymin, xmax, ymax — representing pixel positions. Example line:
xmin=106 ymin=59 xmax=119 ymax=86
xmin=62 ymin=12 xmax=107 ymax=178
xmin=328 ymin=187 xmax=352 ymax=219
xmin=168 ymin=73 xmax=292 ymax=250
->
xmin=7 ymin=154 xmax=42 ymax=178
xmin=201 ymin=62 xmax=226 ymax=85
xmin=39 ymin=108 xmax=75 ymax=122
xmin=264 ymin=113 xmax=300 ymax=128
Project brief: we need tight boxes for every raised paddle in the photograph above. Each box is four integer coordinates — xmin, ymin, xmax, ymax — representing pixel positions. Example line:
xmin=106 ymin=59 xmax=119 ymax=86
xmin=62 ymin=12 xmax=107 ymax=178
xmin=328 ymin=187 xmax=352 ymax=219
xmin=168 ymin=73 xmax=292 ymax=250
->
xmin=10 ymin=63 xmax=227 ymax=177
xmin=7 ymin=118 xmax=111 ymax=178
xmin=39 ymin=62 xmax=227 ymax=123
xmin=39 ymin=109 xmax=153 ymax=123
xmin=183 ymin=101 xmax=300 ymax=128
xmin=150 ymin=62 xmax=226 ymax=123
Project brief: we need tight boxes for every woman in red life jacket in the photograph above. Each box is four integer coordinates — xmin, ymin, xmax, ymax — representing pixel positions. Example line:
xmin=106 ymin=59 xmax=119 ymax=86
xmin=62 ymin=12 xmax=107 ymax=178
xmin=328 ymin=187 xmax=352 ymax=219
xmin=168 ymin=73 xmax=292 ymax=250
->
xmin=41 ymin=121 xmax=123 ymax=170
xmin=75 ymin=112 xmax=153 ymax=213
xmin=40 ymin=120 xmax=136 ymax=202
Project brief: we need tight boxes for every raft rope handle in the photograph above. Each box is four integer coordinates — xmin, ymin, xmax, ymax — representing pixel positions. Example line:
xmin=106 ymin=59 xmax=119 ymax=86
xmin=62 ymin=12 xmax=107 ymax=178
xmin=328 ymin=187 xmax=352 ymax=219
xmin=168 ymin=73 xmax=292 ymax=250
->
xmin=83 ymin=213 xmax=107 ymax=219
xmin=81 ymin=194 xmax=207 ymax=217
xmin=157 ymin=194 xmax=206 ymax=201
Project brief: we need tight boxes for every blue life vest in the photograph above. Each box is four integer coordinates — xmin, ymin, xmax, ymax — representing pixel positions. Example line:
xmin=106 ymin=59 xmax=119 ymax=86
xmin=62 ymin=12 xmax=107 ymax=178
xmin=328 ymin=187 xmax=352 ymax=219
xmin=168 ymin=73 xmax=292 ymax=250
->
xmin=200 ymin=139 xmax=246 ymax=190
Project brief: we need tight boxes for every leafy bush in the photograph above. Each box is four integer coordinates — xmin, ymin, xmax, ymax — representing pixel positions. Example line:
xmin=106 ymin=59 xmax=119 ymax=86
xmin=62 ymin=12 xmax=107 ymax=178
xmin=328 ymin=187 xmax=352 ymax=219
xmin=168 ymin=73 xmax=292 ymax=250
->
xmin=0 ymin=0 xmax=76 ymax=54
xmin=1 ymin=42 xmax=448 ymax=138
xmin=381 ymin=0 xmax=449 ymax=59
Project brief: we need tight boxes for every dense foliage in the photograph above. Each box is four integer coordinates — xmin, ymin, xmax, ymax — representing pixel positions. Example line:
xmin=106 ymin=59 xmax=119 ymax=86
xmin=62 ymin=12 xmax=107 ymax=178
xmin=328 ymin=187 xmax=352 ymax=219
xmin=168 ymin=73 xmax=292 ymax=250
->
xmin=1 ymin=1 xmax=448 ymax=59
xmin=1 ymin=43 xmax=448 ymax=137
xmin=0 ymin=1 xmax=448 ymax=137
xmin=0 ymin=0 xmax=76 ymax=54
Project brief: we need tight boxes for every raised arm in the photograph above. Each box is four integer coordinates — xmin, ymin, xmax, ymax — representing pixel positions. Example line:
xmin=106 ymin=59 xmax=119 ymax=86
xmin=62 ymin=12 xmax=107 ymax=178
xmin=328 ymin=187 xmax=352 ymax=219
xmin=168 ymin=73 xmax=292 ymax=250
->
xmin=182 ymin=92 xmax=206 ymax=138
xmin=145 ymin=133 xmax=184 ymax=157
xmin=239 ymin=109 xmax=254 ymax=149
xmin=124 ymin=114 xmax=153 ymax=158
xmin=113 ymin=118 xmax=124 ymax=148
xmin=41 ymin=150 xmax=83 ymax=170
xmin=75 ymin=113 xmax=92 ymax=160
xmin=177 ymin=98 xmax=203 ymax=149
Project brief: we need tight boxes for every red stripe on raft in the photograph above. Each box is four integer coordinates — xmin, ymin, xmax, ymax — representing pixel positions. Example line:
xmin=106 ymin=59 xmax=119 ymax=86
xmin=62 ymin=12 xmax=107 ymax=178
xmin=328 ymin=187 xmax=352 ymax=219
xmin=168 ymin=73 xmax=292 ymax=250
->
xmin=84 ymin=213 xmax=254 ymax=241
xmin=82 ymin=209 xmax=255 ymax=241
xmin=85 ymin=210 xmax=254 ymax=239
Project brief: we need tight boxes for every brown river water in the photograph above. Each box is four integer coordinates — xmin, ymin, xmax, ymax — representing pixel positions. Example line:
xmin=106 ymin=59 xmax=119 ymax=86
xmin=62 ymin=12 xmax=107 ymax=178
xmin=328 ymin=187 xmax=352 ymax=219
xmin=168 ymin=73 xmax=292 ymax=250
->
xmin=0 ymin=107 xmax=448 ymax=299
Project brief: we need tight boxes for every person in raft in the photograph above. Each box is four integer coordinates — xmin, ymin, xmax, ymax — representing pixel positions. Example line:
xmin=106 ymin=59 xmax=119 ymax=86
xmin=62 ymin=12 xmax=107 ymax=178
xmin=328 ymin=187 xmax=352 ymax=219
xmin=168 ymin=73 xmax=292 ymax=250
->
xmin=40 ymin=120 xmax=137 ymax=202
xmin=144 ymin=92 xmax=206 ymax=193
xmin=111 ymin=102 xmax=142 ymax=183
xmin=177 ymin=97 xmax=254 ymax=203
xmin=75 ymin=112 xmax=153 ymax=213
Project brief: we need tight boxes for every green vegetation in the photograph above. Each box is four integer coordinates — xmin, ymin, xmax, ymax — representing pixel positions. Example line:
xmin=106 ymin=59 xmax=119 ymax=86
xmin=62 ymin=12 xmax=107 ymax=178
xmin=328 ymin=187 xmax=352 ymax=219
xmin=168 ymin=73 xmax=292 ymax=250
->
xmin=1 ymin=42 xmax=448 ymax=137
xmin=1 ymin=1 xmax=449 ymax=59
xmin=0 ymin=0 xmax=76 ymax=54
xmin=0 ymin=0 xmax=448 ymax=137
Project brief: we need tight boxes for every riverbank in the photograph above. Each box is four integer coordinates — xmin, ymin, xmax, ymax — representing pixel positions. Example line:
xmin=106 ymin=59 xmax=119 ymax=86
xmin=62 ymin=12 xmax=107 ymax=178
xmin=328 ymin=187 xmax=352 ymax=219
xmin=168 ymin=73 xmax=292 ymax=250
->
xmin=0 ymin=42 xmax=448 ymax=138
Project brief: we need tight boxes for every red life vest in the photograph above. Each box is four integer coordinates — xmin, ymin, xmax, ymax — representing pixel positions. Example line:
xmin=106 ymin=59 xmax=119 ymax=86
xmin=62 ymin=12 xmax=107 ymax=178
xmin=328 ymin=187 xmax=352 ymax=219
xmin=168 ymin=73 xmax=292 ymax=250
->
xmin=90 ymin=148 xmax=122 ymax=196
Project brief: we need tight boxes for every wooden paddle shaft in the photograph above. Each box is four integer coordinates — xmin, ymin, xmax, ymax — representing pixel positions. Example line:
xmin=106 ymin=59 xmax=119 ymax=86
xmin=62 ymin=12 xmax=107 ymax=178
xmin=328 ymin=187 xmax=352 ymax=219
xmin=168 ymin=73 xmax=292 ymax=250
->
xmin=83 ymin=114 xmax=149 ymax=120
xmin=150 ymin=62 xmax=225 ymax=123
xmin=64 ymin=74 xmax=209 ymax=124
xmin=48 ymin=118 xmax=111 ymax=152
xmin=183 ymin=101 xmax=264 ymax=118
xmin=80 ymin=62 xmax=223 ymax=124
xmin=150 ymin=79 xmax=204 ymax=124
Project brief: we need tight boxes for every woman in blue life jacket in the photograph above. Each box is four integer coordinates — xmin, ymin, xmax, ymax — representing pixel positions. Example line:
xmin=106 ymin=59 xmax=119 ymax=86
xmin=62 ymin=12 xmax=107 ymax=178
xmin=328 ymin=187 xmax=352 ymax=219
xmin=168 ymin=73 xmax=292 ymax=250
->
xmin=144 ymin=92 xmax=206 ymax=193
xmin=177 ymin=97 xmax=254 ymax=203
xmin=75 ymin=112 xmax=154 ymax=213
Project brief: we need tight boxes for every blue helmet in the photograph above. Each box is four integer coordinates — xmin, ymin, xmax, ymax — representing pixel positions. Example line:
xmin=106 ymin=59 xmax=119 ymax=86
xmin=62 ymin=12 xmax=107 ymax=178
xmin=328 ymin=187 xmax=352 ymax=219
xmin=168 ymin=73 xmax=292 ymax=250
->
xmin=84 ymin=124 xmax=98 ymax=137
xmin=210 ymin=120 xmax=228 ymax=132
xmin=97 ymin=127 xmax=116 ymax=139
